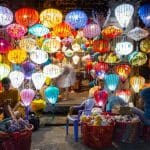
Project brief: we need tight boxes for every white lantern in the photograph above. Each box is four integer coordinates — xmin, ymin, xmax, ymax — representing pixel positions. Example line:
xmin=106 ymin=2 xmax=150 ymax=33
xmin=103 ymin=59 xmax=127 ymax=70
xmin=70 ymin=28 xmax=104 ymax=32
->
xmin=64 ymin=49 xmax=74 ymax=57
xmin=115 ymin=4 xmax=134 ymax=29
xmin=72 ymin=55 xmax=80 ymax=65
xmin=0 ymin=63 xmax=10 ymax=80
xmin=72 ymin=43 xmax=80 ymax=52
xmin=9 ymin=71 xmax=24 ymax=88
xmin=32 ymin=72 xmax=46 ymax=90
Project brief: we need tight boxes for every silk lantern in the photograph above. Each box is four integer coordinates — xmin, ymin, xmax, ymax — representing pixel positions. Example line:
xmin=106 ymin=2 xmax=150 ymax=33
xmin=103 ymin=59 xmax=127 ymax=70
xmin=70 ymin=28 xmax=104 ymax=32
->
xmin=40 ymin=8 xmax=63 ymax=28
xmin=44 ymin=86 xmax=60 ymax=105
xmin=15 ymin=8 xmax=39 ymax=27
xmin=0 ymin=63 xmax=10 ymax=80
xmin=64 ymin=49 xmax=74 ymax=58
xmin=72 ymin=55 xmax=80 ymax=65
xmin=115 ymin=3 xmax=134 ymax=29
xmin=140 ymin=38 xmax=150 ymax=53
xmin=85 ymin=60 xmax=93 ymax=72
xmin=0 ymin=54 xmax=2 ymax=63
xmin=0 ymin=6 xmax=13 ymax=26
xmin=72 ymin=43 xmax=80 ymax=52
xmin=9 ymin=71 xmax=24 ymax=88
xmin=55 ymin=51 xmax=64 ymax=62
xmin=0 ymin=38 xmax=11 ymax=54
xmin=130 ymin=76 xmax=145 ymax=93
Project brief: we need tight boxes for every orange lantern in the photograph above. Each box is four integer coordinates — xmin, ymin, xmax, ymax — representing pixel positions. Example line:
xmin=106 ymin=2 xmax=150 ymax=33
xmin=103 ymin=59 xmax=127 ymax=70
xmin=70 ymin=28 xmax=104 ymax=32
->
xmin=85 ymin=60 xmax=93 ymax=72
xmin=93 ymin=39 xmax=110 ymax=53
xmin=15 ymin=8 xmax=39 ymax=27
xmin=115 ymin=64 xmax=131 ymax=82
xmin=55 ymin=51 xmax=64 ymax=62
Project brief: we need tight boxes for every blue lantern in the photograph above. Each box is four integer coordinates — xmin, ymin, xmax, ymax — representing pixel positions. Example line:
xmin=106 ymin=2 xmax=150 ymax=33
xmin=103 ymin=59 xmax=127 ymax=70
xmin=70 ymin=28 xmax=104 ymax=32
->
xmin=44 ymin=86 xmax=60 ymax=105
xmin=138 ymin=4 xmax=150 ymax=27
xmin=65 ymin=10 xmax=88 ymax=29
xmin=29 ymin=24 xmax=50 ymax=37
xmin=104 ymin=74 xmax=119 ymax=92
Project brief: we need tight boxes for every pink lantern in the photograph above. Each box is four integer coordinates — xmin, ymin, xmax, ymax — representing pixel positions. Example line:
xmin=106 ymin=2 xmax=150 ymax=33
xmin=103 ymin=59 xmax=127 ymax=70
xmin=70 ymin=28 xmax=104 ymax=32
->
xmin=0 ymin=38 xmax=11 ymax=54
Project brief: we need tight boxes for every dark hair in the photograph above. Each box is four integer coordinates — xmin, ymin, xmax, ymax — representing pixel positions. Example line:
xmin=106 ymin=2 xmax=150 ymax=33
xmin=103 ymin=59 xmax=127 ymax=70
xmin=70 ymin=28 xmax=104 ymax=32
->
xmin=1 ymin=77 xmax=11 ymax=85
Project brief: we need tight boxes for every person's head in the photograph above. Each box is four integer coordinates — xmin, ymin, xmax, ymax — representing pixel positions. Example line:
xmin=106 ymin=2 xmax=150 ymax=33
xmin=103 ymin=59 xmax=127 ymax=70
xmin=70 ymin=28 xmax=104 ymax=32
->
xmin=140 ymin=87 xmax=150 ymax=103
xmin=1 ymin=77 xmax=11 ymax=91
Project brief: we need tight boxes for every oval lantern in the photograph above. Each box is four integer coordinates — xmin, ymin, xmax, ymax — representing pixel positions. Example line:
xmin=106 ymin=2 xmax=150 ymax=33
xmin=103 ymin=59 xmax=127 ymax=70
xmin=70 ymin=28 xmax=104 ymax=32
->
xmin=0 ymin=6 xmax=13 ymax=26
xmin=0 ymin=54 xmax=2 ymax=63
xmin=0 ymin=38 xmax=11 ymax=54
xmin=15 ymin=8 xmax=39 ymax=27
xmin=44 ymin=86 xmax=60 ymax=105
xmin=64 ymin=49 xmax=74 ymax=58
xmin=72 ymin=43 xmax=80 ymax=52
xmin=72 ymin=55 xmax=80 ymax=65
xmin=140 ymin=38 xmax=150 ymax=53
xmin=130 ymin=76 xmax=145 ymax=93
xmin=40 ymin=8 xmax=63 ymax=28
xmin=0 ymin=63 xmax=10 ymax=80
xmin=85 ymin=60 xmax=93 ymax=72
xmin=55 ymin=51 xmax=64 ymax=62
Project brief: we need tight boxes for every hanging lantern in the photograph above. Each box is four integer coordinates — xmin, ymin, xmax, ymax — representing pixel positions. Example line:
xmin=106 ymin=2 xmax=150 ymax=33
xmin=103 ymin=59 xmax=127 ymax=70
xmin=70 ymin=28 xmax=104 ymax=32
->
xmin=130 ymin=76 xmax=145 ymax=93
xmin=115 ymin=41 xmax=133 ymax=56
xmin=8 ymin=49 xmax=27 ymax=64
xmin=104 ymin=74 xmax=119 ymax=92
xmin=72 ymin=43 xmax=80 ymax=52
xmin=0 ymin=38 xmax=11 ymax=54
xmin=55 ymin=51 xmax=64 ymax=62
xmin=40 ymin=8 xmax=63 ymax=28
xmin=128 ymin=51 xmax=147 ymax=66
xmin=28 ymin=24 xmax=49 ymax=37
xmin=0 ymin=54 xmax=2 ymax=63
xmin=93 ymin=39 xmax=110 ymax=53
xmin=42 ymin=38 xmax=60 ymax=53
xmin=0 ymin=63 xmax=10 ymax=80
xmin=9 ymin=71 xmax=24 ymax=88
xmin=32 ymin=72 xmax=46 ymax=90
xmin=85 ymin=60 xmax=93 ymax=72
xmin=0 ymin=6 xmax=13 ymax=26
xmin=116 ymin=89 xmax=131 ymax=103
xmin=140 ymin=38 xmax=150 ymax=53
xmin=127 ymin=27 xmax=149 ymax=41
xmin=44 ymin=86 xmax=59 ymax=105
xmin=101 ymin=25 xmax=123 ymax=39
xmin=83 ymin=23 xmax=101 ymax=39
xmin=15 ymin=8 xmax=39 ymax=27
xmin=138 ymin=4 xmax=150 ymax=27
xmin=64 ymin=49 xmax=74 ymax=58
xmin=72 ymin=55 xmax=80 ymax=65
xmin=115 ymin=3 xmax=134 ymax=29
xmin=65 ymin=10 xmax=88 ymax=29
xmin=115 ymin=64 xmax=131 ymax=82
xmin=105 ymin=52 xmax=121 ymax=64
xmin=6 ymin=23 xmax=27 ymax=39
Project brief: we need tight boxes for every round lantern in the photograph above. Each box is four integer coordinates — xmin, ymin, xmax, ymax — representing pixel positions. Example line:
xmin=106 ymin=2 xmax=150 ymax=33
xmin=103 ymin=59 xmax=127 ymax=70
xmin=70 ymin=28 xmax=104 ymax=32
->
xmin=40 ymin=8 xmax=63 ymax=28
xmin=130 ymin=76 xmax=145 ymax=93
xmin=0 ymin=38 xmax=11 ymax=54
xmin=9 ymin=71 xmax=24 ymax=88
xmin=64 ymin=49 xmax=74 ymax=58
xmin=85 ymin=60 xmax=93 ymax=72
xmin=140 ymin=38 xmax=150 ymax=53
xmin=15 ymin=8 xmax=39 ymax=27
xmin=72 ymin=55 xmax=80 ymax=65
xmin=0 ymin=6 xmax=13 ymax=26
xmin=72 ymin=43 xmax=80 ymax=52
xmin=115 ymin=64 xmax=131 ymax=82
xmin=8 ymin=49 xmax=27 ymax=64
xmin=65 ymin=10 xmax=88 ymax=29
xmin=128 ymin=51 xmax=147 ymax=66
xmin=115 ymin=3 xmax=134 ymax=29
xmin=0 ymin=63 xmax=10 ymax=80
xmin=138 ymin=4 xmax=150 ymax=27
xmin=6 ymin=23 xmax=27 ymax=39
xmin=29 ymin=24 xmax=49 ymax=37
xmin=105 ymin=52 xmax=121 ymax=64
xmin=0 ymin=54 xmax=2 ymax=63
xmin=30 ymin=49 xmax=48 ymax=64
xmin=83 ymin=23 xmax=101 ymax=39
xmin=93 ymin=39 xmax=110 ymax=53
xmin=55 ymin=51 xmax=64 ymax=62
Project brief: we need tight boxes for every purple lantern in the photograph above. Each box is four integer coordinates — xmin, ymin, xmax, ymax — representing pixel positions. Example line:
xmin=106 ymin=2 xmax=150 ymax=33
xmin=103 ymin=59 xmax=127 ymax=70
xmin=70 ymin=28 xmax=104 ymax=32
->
xmin=0 ymin=38 xmax=11 ymax=54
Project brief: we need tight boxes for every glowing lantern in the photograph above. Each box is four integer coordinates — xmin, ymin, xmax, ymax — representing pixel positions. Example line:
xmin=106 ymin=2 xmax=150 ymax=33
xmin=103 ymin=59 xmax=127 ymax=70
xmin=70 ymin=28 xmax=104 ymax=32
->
xmin=53 ymin=22 xmax=72 ymax=38
xmin=115 ymin=3 xmax=134 ymax=29
xmin=102 ymin=25 xmax=123 ymax=39
xmin=40 ymin=8 xmax=63 ymax=28
xmin=83 ymin=23 xmax=101 ymax=39
xmin=30 ymin=49 xmax=48 ymax=64
xmin=42 ymin=38 xmax=60 ymax=53
xmin=127 ymin=27 xmax=149 ymax=41
xmin=0 ymin=38 xmax=11 ymax=54
xmin=93 ymin=39 xmax=110 ymax=53
xmin=72 ymin=55 xmax=80 ymax=65
xmin=43 ymin=64 xmax=63 ymax=79
xmin=128 ymin=51 xmax=147 ymax=66
xmin=15 ymin=8 xmax=39 ymax=27
xmin=9 ymin=71 xmax=24 ymax=88
xmin=65 ymin=10 xmax=88 ymax=29
xmin=85 ymin=60 xmax=93 ymax=72
xmin=32 ymin=72 xmax=46 ymax=90
xmin=0 ymin=6 xmax=13 ymax=26
xmin=115 ymin=41 xmax=133 ymax=56
xmin=6 ymin=23 xmax=27 ymax=39
xmin=72 ymin=43 xmax=80 ymax=52
xmin=64 ymin=49 xmax=74 ymax=57
xmin=130 ymin=76 xmax=145 ymax=93
xmin=8 ymin=49 xmax=27 ymax=64
xmin=29 ymin=24 xmax=49 ymax=37
xmin=140 ymin=38 xmax=150 ymax=53
xmin=45 ymin=86 xmax=59 ymax=105
xmin=104 ymin=74 xmax=119 ymax=92
xmin=0 ymin=54 xmax=2 ymax=63
xmin=0 ymin=63 xmax=10 ymax=80
xmin=115 ymin=64 xmax=131 ymax=82
xmin=116 ymin=89 xmax=131 ymax=103
xmin=105 ymin=52 xmax=121 ymax=64
xmin=55 ymin=51 xmax=64 ymax=62
xmin=138 ymin=4 xmax=150 ymax=27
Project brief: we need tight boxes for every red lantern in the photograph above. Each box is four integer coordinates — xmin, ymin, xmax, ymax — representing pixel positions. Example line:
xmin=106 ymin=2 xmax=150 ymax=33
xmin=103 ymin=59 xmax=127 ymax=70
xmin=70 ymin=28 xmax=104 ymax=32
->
xmin=85 ymin=60 xmax=93 ymax=72
xmin=15 ymin=8 xmax=39 ymax=27
xmin=93 ymin=39 xmax=110 ymax=53
xmin=55 ymin=51 xmax=64 ymax=62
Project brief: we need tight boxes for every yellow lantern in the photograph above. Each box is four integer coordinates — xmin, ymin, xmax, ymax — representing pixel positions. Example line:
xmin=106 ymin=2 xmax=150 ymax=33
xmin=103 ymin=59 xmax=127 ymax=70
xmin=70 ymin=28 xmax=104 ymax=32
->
xmin=8 ymin=49 xmax=27 ymax=64
xmin=130 ymin=76 xmax=145 ymax=93
xmin=140 ymin=38 xmax=150 ymax=53
xmin=0 ymin=63 xmax=10 ymax=80
xmin=0 ymin=54 xmax=2 ymax=63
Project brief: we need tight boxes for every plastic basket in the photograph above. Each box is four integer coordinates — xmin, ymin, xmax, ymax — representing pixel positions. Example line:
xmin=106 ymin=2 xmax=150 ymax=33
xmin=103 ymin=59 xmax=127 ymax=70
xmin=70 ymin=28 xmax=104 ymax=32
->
xmin=81 ymin=123 xmax=115 ymax=149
